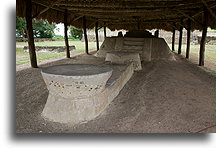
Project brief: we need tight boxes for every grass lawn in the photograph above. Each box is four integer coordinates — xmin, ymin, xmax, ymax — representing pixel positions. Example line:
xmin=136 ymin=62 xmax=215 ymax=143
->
xmin=17 ymin=40 xmax=215 ymax=74
xmin=168 ymin=44 xmax=216 ymax=73
xmin=16 ymin=40 xmax=102 ymax=65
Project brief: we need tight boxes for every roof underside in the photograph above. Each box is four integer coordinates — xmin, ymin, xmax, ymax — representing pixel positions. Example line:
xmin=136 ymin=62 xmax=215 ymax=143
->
xmin=16 ymin=0 xmax=216 ymax=31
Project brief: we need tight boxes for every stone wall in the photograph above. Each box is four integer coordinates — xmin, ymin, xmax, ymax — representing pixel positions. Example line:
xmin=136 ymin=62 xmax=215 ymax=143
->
xmin=16 ymin=38 xmax=55 ymax=42
xmin=23 ymin=46 xmax=76 ymax=52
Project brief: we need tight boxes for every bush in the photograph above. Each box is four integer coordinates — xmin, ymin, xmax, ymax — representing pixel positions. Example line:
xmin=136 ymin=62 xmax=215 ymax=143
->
xmin=69 ymin=26 xmax=83 ymax=40
xmin=16 ymin=17 xmax=56 ymax=38
xmin=52 ymin=35 xmax=64 ymax=40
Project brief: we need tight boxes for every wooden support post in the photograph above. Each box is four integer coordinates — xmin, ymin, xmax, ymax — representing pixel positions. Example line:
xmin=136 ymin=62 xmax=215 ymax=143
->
xmin=104 ymin=22 xmax=106 ymax=38
xmin=154 ymin=30 xmax=159 ymax=38
xmin=172 ymin=27 xmax=175 ymax=51
xmin=199 ymin=8 xmax=208 ymax=66
xmin=186 ymin=19 xmax=191 ymax=59
xmin=25 ymin=0 xmax=38 ymax=68
xmin=178 ymin=19 xmax=183 ymax=54
xmin=95 ymin=21 xmax=99 ymax=51
xmin=64 ymin=9 xmax=70 ymax=58
xmin=83 ymin=16 xmax=89 ymax=54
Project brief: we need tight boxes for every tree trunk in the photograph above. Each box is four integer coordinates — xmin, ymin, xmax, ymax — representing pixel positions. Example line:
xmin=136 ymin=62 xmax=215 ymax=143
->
xmin=21 ymin=27 xmax=25 ymax=40
xmin=178 ymin=19 xmax=183 ymax=55
xmin=172 ymin=28 xmax=175 ymax=51
xmin=25 ymin=0 xmax=38 ymax=68
xmin=83 ymin=16 xmax=89 ymax=54
xmin=64 ymin=9 xmax=70 ymax=58
xmin=95 ymin=21 xmax=99 ymax=51
xmin=199 ymin=9 xmax=208 ymax=66
xmin=186 ymin=19 xmax=191 ymax=59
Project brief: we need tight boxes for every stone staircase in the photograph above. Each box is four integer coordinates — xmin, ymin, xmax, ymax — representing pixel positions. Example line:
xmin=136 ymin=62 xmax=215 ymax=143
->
xmin=123 ymin=38 xmax=144 ymax=51
xmin=121 ymin=37 xmax=151 ymax=61
xmin=96 ymin=36 xmax=175 ymax=61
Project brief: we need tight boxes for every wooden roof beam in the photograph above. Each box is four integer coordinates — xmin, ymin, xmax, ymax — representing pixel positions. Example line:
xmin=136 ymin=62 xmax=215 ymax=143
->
xmin=177 ymin=10 xmax=203 ymax=26
xmin=96 ymin=18 xmax=181 ymax=24
xmin=56 ymin=1 xmax=204 ymax=8
xmin=201 ymin=0 xmax=215 ymax=19
xmin=32 ymin=0 xmax=63 ymax=18
xmin=32 ymin=0 xmax=65 ymax=13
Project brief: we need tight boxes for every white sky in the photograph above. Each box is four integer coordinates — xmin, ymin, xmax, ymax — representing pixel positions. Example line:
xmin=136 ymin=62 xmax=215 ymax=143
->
xmin=54 ymin=23 xmax=65 ymax=36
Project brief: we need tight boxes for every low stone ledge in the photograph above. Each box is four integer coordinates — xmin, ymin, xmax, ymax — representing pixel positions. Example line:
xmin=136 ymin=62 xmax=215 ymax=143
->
xmin=23 ymin=46 xmax=76 ymax=53
xmin=105 ymin=51 xmax=142 ymax=71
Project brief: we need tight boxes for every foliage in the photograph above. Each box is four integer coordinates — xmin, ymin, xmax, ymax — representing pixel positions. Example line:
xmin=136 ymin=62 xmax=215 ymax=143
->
xmin=69 ymin=26 xmax=83 ymax=40
xmin=16 ymin=17 xmax=56 ymax=38
xmin=52 ymin=35 xmax=64 ymax=40
xmin=16 ymin=17 xmax=26 ymax=38
xmin=32 ymin=19 xmax=56 ymax=38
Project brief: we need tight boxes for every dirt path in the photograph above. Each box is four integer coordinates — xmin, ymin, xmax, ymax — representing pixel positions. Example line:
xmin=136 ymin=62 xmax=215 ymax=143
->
xmin=16 ymin=54 xmax=215 ymax=133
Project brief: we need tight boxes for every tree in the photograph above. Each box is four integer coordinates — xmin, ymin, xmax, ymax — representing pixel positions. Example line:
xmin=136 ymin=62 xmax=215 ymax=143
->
xmin=16 ymin=17 xmax=26 ymax=38
xmin=32 ymin=19 xmax=56 ymax=38
xmin=16 ymin=17 xmax=56 ymax=38
xmin=69 ymin=26 xmax=83 ymax=40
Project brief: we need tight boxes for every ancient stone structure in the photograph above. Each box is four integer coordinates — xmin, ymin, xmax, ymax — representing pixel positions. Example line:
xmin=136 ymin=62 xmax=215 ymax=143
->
xmin=105 ymin=51 xmax=142 ymax=71
xmin=23 ymin=46 xmax=76 ymax=52
xmin=40 ymin=32 xmax=177 ymax=124
xmin=96 ymin=37 xmax=175 ymax=61
xmin=41 ymin=63 xmax=134 ymax=124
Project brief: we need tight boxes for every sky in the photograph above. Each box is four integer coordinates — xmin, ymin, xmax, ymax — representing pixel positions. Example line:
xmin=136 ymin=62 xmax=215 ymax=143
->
xmin=54 ymin=23 xmax=64 ymax=36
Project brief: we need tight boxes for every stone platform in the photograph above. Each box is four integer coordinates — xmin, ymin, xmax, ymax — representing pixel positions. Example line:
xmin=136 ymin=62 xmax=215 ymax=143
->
xmin=24 ymin=46 xmax=76 ymax=52
xmin=105 ymin=51 xmax=142 ymax=71
xmin=41 ymin=61 xmax=134 ymax=124
xmin=96 ymin=37 xmax=175 ymax=61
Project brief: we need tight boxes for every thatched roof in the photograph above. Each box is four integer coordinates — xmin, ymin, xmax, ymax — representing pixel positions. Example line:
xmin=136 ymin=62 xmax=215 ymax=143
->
xmin=16 ymin=0 xmax=215 ymax=31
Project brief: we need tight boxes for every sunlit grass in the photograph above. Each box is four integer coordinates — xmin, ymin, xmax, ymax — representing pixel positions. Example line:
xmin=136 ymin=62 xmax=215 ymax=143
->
xmin=169 ymin=44 xmax=216 ymax=61
xmin=168 ymin=44 xmax=216 ymax=72
xmin=16 ymin=40 xmax=102 ymax=65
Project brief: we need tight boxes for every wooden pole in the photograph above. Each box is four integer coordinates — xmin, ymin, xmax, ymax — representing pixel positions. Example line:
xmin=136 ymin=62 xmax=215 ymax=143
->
xmin=104 ymin=22 xmax=106 ymax=38
xmin=172 ymin=27 xmax=175 ymax=51
xmin=186 ymin=19 xmax=191 ymax=59
xmin=83 ymin=16 xmax=89 ymax=54
xmin=199 ymin=8 xmax=208 ymax=66
xmin=64 ymin=9 xmax=70 ymax=58
xmin=95 ymin=21 xmax=99 ymax=51
xmin=154 ymin=30 xmax=159 ymax=37
xmin=178 ymin=19 xmax=183 ymax=54
xmin=25 ymin=0 xmax=38 ymax=68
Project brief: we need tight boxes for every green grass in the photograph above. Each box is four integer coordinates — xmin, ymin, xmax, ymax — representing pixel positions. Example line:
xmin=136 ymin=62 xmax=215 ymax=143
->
xmin=16 ymin=40 xmax=102 ymax=65
xmin=17 ymin=40 xmax=216 ymax=72
xmin=168 ymin=44 xmax=216 ymax=72
xmin=169 ymin=44 xmax=216 ymax=61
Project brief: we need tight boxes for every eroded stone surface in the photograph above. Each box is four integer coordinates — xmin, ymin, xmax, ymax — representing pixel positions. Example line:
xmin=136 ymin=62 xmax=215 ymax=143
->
xmin=96 ymin=37 xmax=175 ymax=61
xmin=105 ymin=51 xmax=142 ymax=71
xmin=41 ymin=64 xmax=113 ymax=98
xmin=41 ymin=63 xmax=134 ymax=124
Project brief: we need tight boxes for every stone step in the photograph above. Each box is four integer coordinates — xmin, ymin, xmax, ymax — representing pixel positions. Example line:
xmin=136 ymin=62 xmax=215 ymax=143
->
xmin=124 ymin=37 xmax=145 ymax=42
xmin=123 ymin=45 xmax=143 ymax=50
xmin=123 ymin=41 xmax=144 ymax=46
